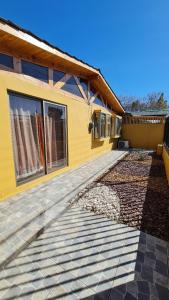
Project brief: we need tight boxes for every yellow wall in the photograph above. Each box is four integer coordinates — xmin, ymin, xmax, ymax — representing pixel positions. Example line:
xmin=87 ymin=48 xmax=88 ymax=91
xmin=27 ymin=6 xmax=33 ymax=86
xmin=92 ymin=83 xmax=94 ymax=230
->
xmin=0 ymin=70 xmax=118 ymax=201
xmin=122 ymin=123 xmax=164 ymax=149
xmin=162 ymin=146 xmax=169 ymax=184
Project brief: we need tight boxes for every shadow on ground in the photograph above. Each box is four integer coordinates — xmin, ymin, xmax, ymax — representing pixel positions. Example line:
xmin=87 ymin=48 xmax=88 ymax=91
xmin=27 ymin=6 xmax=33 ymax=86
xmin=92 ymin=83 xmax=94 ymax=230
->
xmin=0 ymin=207 xmax=168 ymax=299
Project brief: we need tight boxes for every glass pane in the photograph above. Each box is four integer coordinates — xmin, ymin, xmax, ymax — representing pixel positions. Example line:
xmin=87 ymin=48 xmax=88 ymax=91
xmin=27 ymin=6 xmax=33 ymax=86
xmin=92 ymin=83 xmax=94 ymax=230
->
xmin=61 ymin=76 xmax=83 ymax=97
xmin=107 ymin=103 xmax=112 ymax=112
xmin=79 ymin=78 xmax=88 ymax=97
xmin=89 ymin=86 xmax=96 ymax=99
xmin=94 ymin=95 xmax=106 ymax=108
xmin=44 ymin=102 xmax=67 ymax=171
xmin=93 ymin=112 xmax=100 ymax=139
xmin=100 ymin=113 xmax=106 ymax=138
xmin=111 ymin=117 xmax=115 ymax=137
xmin=107 ymin=115 xmax=111 ymax=137
xmin=21 ymin=60 xmax=48 ymax=82
xmin=0 ymin=53 xmax=13 ymax=68
xmin=53 ymin=69 xmax=65 ymax=84
xmin=9 ymin=93 xmax=45 ymax=183
xmin=115 ymin=117 xmax=122 ymax=136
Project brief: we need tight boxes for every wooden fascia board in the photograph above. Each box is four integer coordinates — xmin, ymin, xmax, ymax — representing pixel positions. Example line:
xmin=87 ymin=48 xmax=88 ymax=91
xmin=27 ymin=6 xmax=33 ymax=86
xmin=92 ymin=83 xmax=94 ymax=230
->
xmin=0 ymin=20 xmax=124 ymax=114
xmin=0 ymin=22 xmax=98 ymax=75
xmin=98 ymin=75 xmax=124 ymax=113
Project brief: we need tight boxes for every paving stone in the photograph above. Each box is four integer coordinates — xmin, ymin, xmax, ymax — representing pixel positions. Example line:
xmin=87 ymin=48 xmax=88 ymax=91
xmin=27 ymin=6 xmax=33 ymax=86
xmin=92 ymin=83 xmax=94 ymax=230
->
xmin=124 ymin=292 xmax=137 ymax=300
xmin=138 ymin=293 xmax=150 ymax=300
xmin=137 ymin=281 xmax=150 ymax=294
xmin=109 ymin=288 xmax=124 ymax=300
xmin=155 ymin=259 xmax=168 ymax=277
xmin=141 ymin=265 xmax=154 ymax=283
xmin=115 ymin=283 xmax=127 ymax=295
xmin=156 ymin=283 xmax=169 ymax=300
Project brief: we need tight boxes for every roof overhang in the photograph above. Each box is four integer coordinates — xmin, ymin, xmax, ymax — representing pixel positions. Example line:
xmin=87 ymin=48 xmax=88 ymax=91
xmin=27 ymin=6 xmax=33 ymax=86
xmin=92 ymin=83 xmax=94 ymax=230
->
xmin=0 ymin=18 xmax=124 ymax=114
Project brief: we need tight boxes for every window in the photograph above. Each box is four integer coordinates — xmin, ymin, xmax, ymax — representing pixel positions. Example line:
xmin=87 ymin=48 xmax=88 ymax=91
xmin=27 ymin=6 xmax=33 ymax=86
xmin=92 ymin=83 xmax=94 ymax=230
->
xmin=9 ymin=93 xmax=45 ymax=183
xmin=107 ymin=103 xmax=112 ymax=112
xmin=79 ymin=78 xmax=88 ymax=97
xmin=94 ymin=95 xmax=106 ymax=108
xmin=106 ymin=115 xmax=111 ymax=137
xmin=21 ymin=60 xmax=48 ymax=83
xmin=89 ymin=86 xmax=96 ymax=99
xmin=0 ymin=53 xmax=13 ymax=69
xmin=61 ymin=76 xmax=83 ymax=97
xmin=93 ymin=112 xmax=107 ymax=139
xmin=115 ymin=116 xmax=122 ymax=136
xmin=100 ymin=113 xmax=106 ymax=138
xmin=44 ymin=102 xmax=67 ymax=172
xmin=53 ymin=69 xmax=65 ymax=84
xmin=111 ymin=116 xmax=115 ymax=137
xmin=9 ymin=92 xmax=67 ymax=184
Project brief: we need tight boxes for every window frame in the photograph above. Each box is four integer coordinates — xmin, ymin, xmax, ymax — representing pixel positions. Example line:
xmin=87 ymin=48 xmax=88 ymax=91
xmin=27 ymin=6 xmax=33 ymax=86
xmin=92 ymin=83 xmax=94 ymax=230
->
xmin=8 ymin=91 xmax=68 ymax=185
xmin=114 ymin=115 xmax=122 ymax=137
xmin=43 ymin=100 xmax=68 ymax=174
xmin=93 ymin=111 xmax=112 ymax=140
xmin=21 ymin=60 xmax=49 ymax=83
xmin=0 ymin=52 xmax=14 ymax=70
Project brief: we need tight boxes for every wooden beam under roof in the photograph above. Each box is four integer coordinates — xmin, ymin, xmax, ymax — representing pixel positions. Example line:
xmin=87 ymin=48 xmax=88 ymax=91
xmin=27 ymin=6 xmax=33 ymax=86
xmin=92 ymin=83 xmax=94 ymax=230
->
xmin=0 ymin=18 xmax=125 ymax=114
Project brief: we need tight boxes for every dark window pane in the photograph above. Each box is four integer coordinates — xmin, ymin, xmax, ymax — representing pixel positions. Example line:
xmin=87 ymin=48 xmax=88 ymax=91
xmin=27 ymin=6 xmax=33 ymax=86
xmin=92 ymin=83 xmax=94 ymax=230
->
xmin=115 ymin=117 xmax=122 ymax=136
xmin=44 ymin=102 xmax=67 ymax=171
xmin=100 ymin=113 xmax=106 ymax=138
xmin=89 ymin=86 xmax=96 ymax=98
xmin=106 ymin=115 xmax=111 ymax=137
xmin=9 ymin=93 xmax=45 ymax=183
xmin=21 ymin=60 xmax=48 ymax=82
xmin=79 ymin=78 xmax=88 ymax=97
xmin=93 ymin=112 xmax=100 ymax=139
xmin=0 ymin=53 xmax=13 ymax=68
xmin=94 ymin=95 xmax=106 ymax=108
xmin=107 ymin=103 xmax=112 ymax=111
xmin=53 ymin=69 xmax=65 ymax=84
xmin=61 ymin=76 xmax=83 ymax=97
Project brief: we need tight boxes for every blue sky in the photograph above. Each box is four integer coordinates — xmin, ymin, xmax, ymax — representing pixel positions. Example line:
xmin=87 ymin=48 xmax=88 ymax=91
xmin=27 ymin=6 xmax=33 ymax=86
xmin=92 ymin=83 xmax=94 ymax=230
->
xmin=1 ymin=0 xmax=169 ymax=101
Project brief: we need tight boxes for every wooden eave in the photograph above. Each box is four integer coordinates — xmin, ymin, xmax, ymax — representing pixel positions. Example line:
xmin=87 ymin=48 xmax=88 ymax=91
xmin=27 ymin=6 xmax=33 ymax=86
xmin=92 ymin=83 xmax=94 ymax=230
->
xmin=0 ymin=19 xmax=124 ymax=114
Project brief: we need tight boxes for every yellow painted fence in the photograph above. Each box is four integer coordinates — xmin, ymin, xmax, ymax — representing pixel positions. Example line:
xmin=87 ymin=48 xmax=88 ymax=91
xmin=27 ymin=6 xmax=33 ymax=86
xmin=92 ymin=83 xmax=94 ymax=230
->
xmin=163 ymin=146 xmax=169 ymax=184
xmin=122 ymin=116 xmax=165 ymax=150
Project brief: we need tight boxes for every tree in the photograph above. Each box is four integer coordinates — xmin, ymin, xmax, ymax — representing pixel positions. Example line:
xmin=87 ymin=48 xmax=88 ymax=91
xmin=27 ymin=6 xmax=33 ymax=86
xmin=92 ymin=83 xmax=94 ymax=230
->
xmin=156 ymin=93 xmax=168 ymax=109
xmin=131 ymin=100 xmax=140 ymax=111
xmin=119 ymin=92 xmax=168 ymax=112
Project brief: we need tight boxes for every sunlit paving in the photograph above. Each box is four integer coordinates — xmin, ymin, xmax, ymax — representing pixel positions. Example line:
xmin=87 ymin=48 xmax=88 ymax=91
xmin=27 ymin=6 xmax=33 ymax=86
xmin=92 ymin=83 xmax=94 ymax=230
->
xmin=0 ymin=206 xmax=168 ymax=299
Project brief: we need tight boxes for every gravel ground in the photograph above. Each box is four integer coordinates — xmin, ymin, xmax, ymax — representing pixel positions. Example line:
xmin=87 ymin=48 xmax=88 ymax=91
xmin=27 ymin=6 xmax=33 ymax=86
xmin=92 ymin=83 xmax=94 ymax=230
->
xmin=71 ymin=182 xmax=120 ymax=220
xmin=71 ymin=151 xmax=169 ymax=242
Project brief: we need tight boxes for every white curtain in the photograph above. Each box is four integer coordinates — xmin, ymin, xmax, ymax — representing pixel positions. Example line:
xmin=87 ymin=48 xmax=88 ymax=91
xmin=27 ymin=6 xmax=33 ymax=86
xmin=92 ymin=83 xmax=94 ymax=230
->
xmin=10 ymin=105 xmax=44 ymax=180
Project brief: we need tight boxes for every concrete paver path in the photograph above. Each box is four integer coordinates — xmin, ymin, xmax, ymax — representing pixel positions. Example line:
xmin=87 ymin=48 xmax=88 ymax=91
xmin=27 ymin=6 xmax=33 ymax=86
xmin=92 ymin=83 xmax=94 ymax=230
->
xmin=0 ymin=207 xmax=168 ymax=299
xmin=0 ymin=150 xmax=126 ymax=268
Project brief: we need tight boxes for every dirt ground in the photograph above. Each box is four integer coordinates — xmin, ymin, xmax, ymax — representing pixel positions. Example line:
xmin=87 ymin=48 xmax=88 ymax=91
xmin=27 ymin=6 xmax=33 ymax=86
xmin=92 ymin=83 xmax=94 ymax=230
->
xmin=98 ymin=151 xmax=169 ymax=242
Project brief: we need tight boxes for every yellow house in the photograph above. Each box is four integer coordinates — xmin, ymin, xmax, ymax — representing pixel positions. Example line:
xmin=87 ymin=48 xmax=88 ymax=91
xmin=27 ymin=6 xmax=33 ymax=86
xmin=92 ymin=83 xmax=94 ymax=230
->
xmin=0 ymin=18 xmax=124 ymax=201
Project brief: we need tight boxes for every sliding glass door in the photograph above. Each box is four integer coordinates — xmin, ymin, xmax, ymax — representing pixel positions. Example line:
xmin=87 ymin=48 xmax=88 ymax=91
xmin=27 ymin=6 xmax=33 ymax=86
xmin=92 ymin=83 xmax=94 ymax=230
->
xmin=44 ymin=102 xmax=67 ymax=172
xmin=9 ymin=93 xmax=45 ymax=183
xmin=9 ymin=93 xmax=67 ymax=184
